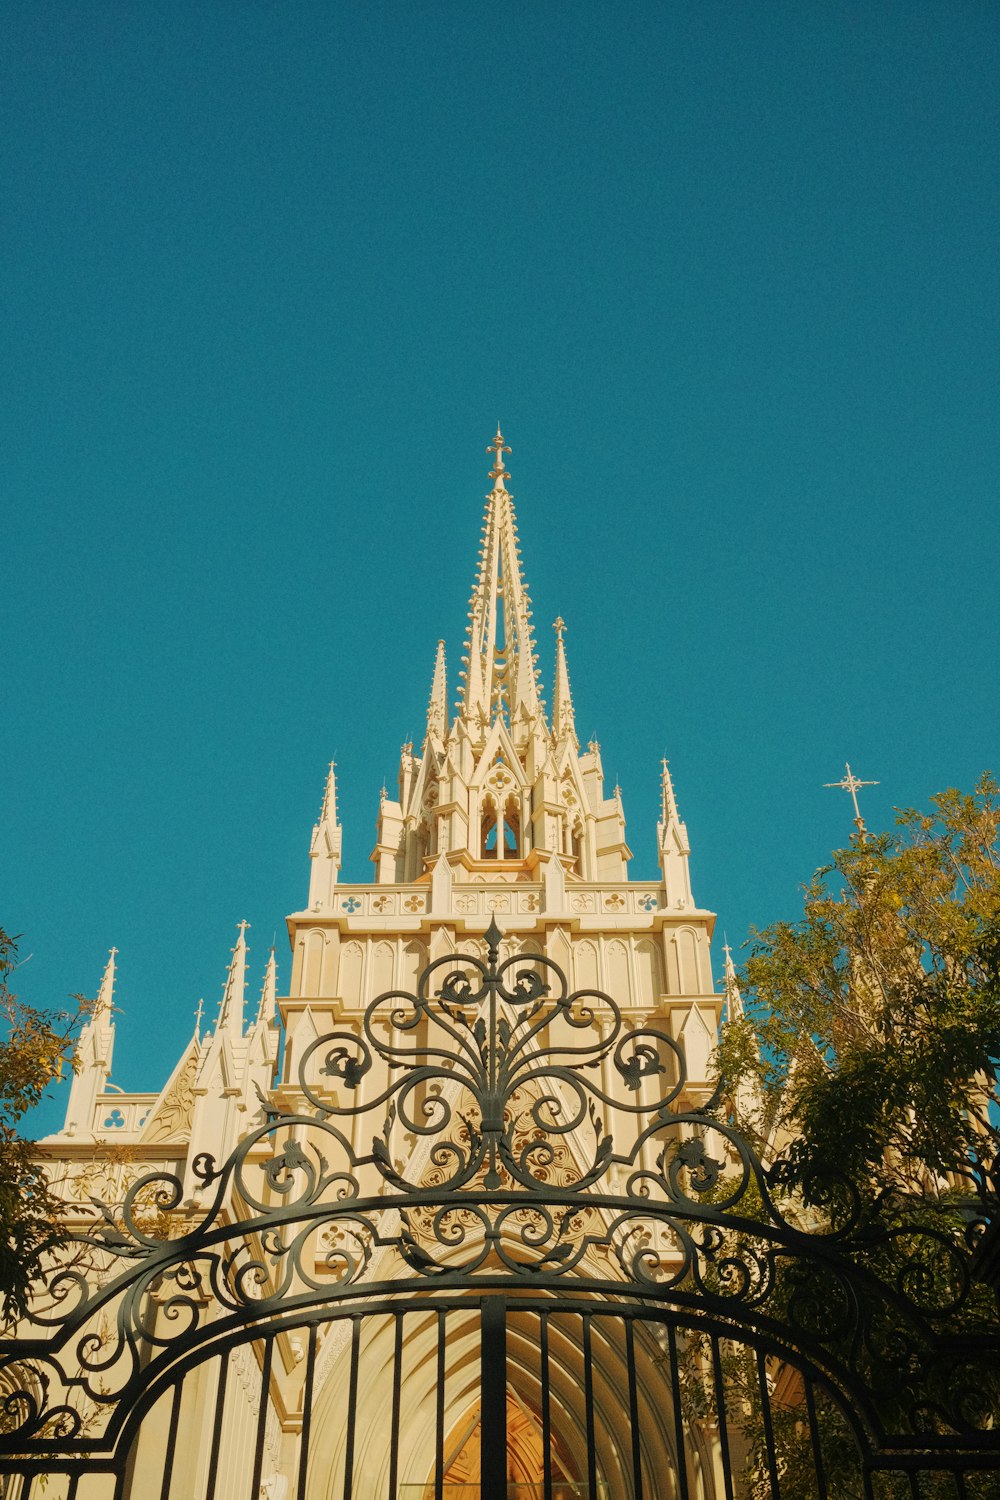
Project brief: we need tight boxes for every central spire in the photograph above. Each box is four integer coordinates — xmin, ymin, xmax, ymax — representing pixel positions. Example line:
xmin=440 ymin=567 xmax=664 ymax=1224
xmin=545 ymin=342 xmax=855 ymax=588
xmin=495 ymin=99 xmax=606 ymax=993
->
xmin=459 ymin=428 xmax=544 ymax=741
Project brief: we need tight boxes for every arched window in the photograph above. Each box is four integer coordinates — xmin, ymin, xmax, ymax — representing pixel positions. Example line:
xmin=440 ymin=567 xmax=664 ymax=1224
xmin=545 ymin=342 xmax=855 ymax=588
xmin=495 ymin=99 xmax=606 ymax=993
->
xmin=481 ymin=796 xmax=498 ymax=859
xmin=570 ymin=818 xmax=584 ymax=873
xmin=502 ymin=795 xmax=521 ymax=857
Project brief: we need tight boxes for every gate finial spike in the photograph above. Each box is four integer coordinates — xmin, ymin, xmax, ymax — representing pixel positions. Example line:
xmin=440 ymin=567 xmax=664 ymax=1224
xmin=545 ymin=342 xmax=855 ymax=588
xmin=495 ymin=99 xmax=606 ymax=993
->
xmin=484 ymin=915 xmax=503 ymax=963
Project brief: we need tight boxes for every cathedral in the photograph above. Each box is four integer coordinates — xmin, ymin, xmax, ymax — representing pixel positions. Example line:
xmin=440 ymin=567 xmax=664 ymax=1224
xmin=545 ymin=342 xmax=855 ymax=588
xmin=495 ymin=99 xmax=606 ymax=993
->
xmin=11 ymin=432 xmax=984 ymax=1497
xmin=26 ymin=430 xmax=725 ymax=1497
xmin=53 ymin=427 xmax=721 ymax=1201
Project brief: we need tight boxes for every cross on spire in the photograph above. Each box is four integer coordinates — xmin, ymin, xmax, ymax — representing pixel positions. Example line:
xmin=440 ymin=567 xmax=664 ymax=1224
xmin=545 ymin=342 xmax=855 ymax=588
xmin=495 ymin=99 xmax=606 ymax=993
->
xmin=824 ymin=761 xmax=879 ymax=836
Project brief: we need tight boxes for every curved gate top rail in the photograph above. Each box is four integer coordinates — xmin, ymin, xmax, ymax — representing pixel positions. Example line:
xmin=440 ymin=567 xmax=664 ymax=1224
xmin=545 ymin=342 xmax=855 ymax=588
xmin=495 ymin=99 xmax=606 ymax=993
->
xmin=2 ymin=918 xmax=1000 ymax=1463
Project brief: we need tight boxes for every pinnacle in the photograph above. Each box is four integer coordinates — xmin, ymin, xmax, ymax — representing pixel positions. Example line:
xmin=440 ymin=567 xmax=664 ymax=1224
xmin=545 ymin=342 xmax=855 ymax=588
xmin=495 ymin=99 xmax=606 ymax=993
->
xmin=217 ymin=921 xmax=249 ymax=1033
xmin=426 ymin=637 xmax=448 ymax=741
xmin=552 ymin=615 xmax=577 ymax=744
xmin=459 ymin=430 xmax=543 ymax=734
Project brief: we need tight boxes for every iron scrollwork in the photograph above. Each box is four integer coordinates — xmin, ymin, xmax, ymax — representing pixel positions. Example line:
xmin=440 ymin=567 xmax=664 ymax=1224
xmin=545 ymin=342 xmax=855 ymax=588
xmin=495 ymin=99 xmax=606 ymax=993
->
xmin=1 ymin=918 xmax=998 ymax=1463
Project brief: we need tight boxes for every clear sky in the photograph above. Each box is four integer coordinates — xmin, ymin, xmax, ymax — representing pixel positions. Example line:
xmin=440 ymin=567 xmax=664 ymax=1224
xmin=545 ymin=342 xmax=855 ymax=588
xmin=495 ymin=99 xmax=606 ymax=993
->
xmin=4 ymin=3 xmax=999 ymax=1136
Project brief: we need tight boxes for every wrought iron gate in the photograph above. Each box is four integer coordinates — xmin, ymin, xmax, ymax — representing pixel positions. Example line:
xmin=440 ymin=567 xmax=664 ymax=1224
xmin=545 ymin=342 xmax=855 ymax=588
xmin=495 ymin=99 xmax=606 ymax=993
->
xmin=2 ymin=920 xmax=999 ymax=1497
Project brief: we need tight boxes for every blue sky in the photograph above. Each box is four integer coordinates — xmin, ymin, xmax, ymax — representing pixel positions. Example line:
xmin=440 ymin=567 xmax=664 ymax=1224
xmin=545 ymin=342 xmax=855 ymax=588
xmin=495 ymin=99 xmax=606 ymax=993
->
xmin=4 ymin=3 xmax=998 ymax=1135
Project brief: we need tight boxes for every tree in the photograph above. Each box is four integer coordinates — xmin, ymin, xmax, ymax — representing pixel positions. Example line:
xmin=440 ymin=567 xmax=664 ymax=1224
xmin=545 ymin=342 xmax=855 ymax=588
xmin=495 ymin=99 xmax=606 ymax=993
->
xmin=710 ymin=776 xmax=1000 ymax=1499
xmin=0 ymin=929 xmax=91 ymax=1324
xmin=717 ymin=774 xmax=1000 ymax=1207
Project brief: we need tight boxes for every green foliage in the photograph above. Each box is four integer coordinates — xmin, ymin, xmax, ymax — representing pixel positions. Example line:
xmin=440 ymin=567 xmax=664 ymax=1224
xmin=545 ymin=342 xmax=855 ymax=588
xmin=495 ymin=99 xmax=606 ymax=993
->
xmin=717 ymin=775 xmax=1000 ymax=1204
xmin=705 ymin=779 xmax=1000 ymax=1486
xmin=0 ymin=928 xmax=91 ymax=1325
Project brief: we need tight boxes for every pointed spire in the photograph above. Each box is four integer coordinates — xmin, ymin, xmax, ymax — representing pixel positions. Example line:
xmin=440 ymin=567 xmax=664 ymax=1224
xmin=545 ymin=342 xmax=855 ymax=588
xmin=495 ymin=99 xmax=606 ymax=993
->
xmin=309 ymin=760 xmax=342 ymax=908
xmin=660 ymin=758 xmax=680 ymax=825
xmin=657 ymin=757 xmax=693 ymax=908
xmin=60 ymin=948 xmax=118 ymax=1138
xmin=426 ymin=639 xmax=448 ymax=742
xmin=193 ymin=997 xmax=204 ymax=1040
xmin=552 ymin=617 xmax=577 ymax=744
xmin=320 ymin=760 xmax=338 ymax=827
xmin=216 ymin=921 xmax=249 ymax=1034
xmin=722 ymin=939 xmax=744 ymax=1022
xmin=719 ymin=940 xmax=763 ymax=1127
xmin=256 ymin=948 xmax=278 ymax=1028
xmin=459 ymin=429 xmax=544 ymax=738
xmin=94 ymin=946 xmax=117 ymax=1023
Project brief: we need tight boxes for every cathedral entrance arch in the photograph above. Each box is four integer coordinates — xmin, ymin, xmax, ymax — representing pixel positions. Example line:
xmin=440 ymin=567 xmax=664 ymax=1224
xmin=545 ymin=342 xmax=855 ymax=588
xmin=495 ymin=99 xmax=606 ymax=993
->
xmin=2 ymin=927 xmax=1000 ymax=1498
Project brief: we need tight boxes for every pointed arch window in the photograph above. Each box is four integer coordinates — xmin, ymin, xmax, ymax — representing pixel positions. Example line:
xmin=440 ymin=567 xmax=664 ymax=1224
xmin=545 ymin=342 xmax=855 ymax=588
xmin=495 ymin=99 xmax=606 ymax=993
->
xmin=502 ymin=795 xmax=521 ymax=857
xmin=481 ymin=793 xmax=520 ymax=858
xmin=481 ymin=795 xmax=498 ymax=859
xmin=571 ymin=818 xmax=584 ymax=874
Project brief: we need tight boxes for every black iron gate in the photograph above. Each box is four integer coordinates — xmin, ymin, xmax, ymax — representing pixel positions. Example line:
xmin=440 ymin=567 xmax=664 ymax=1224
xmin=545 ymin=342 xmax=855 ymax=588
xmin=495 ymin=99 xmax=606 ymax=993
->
xmin=2 ymin=920 xmax=1000 ymax=1497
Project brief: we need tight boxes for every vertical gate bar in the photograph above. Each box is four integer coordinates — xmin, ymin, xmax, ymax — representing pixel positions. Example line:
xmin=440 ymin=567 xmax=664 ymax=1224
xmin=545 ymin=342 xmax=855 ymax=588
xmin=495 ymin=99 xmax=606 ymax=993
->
xmin=861 ymin=1466 xmax=876 ymax=1500
xmin=343 ymin=1316 xmax=362 ymax=1500
xmin=625 ymin=1318 xmax=643 ymax=1500
xmin=112 ymin=1462 xmax=127 ymax=1500
xmin=481 ymin=1296 xmax=507 ymax=1500
xmin=540 ymin=1313 xmax=553 ymax=1500
xmin=204 ymin=1351 xmax=230 ymax=1500
xmin=583 ymin=1314 xmax=598 ymax=1500
xmin=388 ymin=1312 xmax=404 ymax=1500
xmin=709 ymin=1335 xmax=734 ymax=1500
xmin=159 ymin=1378 xmax=185 ymax=1500
xmin=908 ymin=1473 xmax=920 ymax=1499
xmin=296 ymin=1324 xmax=319 ymax=1500
xmin=66 ymin=1476 xmax=80 ymax=1500
xmin=665 ymin=1325 xmax=690 ymax=1500
xmin=955 ymin=1472 xmax=969 ymax=1500
xmin=755 ymin=1349 xmax=781 ymax=1499
xmin=802 ymin=1377 xmax=827 ymax=1500
xmin=435 ymin=1308 xmax=447 ymax=1500
xmin=249 ymin=1336 xmax=275 ymax=1500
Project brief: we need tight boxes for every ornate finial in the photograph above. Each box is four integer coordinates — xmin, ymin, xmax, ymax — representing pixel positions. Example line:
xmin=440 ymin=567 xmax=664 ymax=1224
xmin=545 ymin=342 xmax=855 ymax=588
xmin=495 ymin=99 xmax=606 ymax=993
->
xmin=486 ymin=426 xmax=511 ymax=489
xmin=824 ymin=762 xmax=879 ymax=838
xmin=194 ymin=997 xmax=204 ymax=1036
xmin=484 ymin=915 xmax=503 ymax=964
xmin=236 ymin=920 xmax=250 ymax=942
xmin=553 ymin=615 xmax=565 ymax=639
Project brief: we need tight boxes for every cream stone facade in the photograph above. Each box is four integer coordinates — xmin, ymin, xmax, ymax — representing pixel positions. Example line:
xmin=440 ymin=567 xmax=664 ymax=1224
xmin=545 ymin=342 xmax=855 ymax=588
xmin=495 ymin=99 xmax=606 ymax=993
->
xmin=28 ymin=431 xmax=729 ymax=1499
xmin=53 ymin=429 xmax=720 ymax=1162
